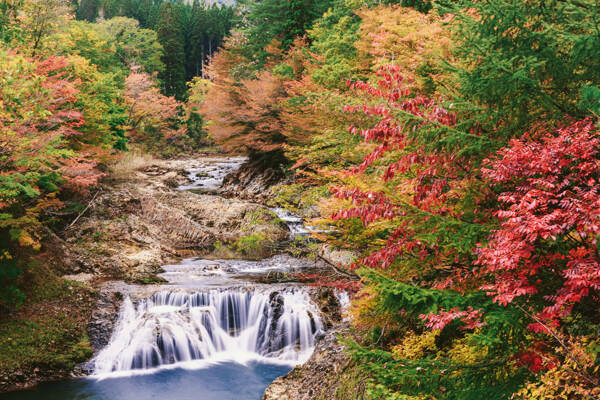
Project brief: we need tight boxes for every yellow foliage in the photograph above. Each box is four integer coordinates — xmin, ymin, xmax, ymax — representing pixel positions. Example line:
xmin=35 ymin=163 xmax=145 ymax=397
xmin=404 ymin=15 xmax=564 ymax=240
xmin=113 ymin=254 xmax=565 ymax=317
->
xmin=392 ymin=330 xmax=439 ymax=361
xmin=187 ymin=77 xmax=213 ymax=107
xmin=348 ymin=285 xmax=400 ymax=331
xmin=447 ymin=337 xmax=488 ymax=365
xmin=356 ymin=6 xmax=454 ymax=94
xmin=514 ymin=337 xmax=600 ymax=400
xmin=17 ymin=230 xmax=40 ymax=250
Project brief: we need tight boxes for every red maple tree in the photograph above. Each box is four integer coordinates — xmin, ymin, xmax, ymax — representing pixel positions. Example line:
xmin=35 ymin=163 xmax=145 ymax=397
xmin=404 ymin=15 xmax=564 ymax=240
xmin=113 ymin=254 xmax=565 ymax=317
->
xmin=478 ymin=119 xmax=600 ymax=331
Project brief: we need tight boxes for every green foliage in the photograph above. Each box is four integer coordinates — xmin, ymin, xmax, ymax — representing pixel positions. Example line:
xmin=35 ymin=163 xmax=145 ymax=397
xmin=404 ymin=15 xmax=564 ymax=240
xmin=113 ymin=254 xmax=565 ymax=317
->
xmin=97 ymin=17 xmax=165 ymax=75
xmin=74 ymin=0 xmax=236 ymax=87
xmin=346 ymin=271 xmax=534 ymax=399
xmin=76 ymin=0 xmax=100 ymax=22
xmin=441 ymin=0 xmax=600 ymax=137
xmin=67 ymin=54 xmax=129 ymax=149
xmin=0 ymin=249 xmax=24 ymax=312
xmin=273 ymin=62 xmax=295 ymax=79
xmin=308 ymin=0 xmax=362 ymax=89
xmin=350 ymin=342 xmax=529 ymax=400
xmin=239 ymin=0 xmax=334 ymax=63
xmin=235 ymin=232 xmax=274 ymax=257
xmin=580 ymin=85 xmax=600 ymax=115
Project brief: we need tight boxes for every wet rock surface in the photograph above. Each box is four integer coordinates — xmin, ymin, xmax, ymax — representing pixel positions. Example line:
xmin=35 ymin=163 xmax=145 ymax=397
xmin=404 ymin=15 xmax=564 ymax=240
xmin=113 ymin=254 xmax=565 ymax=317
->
xmin=219 ymin=156 xmax=286 ymax=201
xmin=87 ymin=290 xmax=122 ymax=353
xmin=262 ymin=324 xmax=353 ymax=400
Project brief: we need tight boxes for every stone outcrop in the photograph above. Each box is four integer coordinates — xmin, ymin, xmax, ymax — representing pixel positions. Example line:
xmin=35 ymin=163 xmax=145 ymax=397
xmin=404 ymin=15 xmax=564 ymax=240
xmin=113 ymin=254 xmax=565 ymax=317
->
xmin=219 ymin=156 xmax=286 ymax=201
xmin=262 ymin=325 xmax=357 ymax=400
xmin=62 ymin=157 xmax=289 ymax=283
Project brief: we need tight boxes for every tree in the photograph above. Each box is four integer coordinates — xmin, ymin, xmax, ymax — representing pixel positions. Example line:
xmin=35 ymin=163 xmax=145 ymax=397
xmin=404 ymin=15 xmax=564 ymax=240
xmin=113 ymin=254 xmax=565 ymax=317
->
xmin=156 ymin=2 xmax=186 ymax=99
xmin=186 ymin=76 xmax=212 ymax=141
xmin=443 ymin=0 xmax=600 ymax=138
xmin=479 ymin=119 xmax=600 ymax=328
xmin=18 ymin=0 xmax=73 ymax=55
xmin=239 ymin=0 xmax=333 ymax=63
xmin=123 ymin=68 xmax=186 ymax=152
xmin=201 ymin=36 xmax=288 ymax=155
xmin=97 ymin=17 xmax=164 ymax=75
xmin=0 ymin=51 xmax=103 ymax=309
xmin=76 ymin=0 xmax=100 ymax=22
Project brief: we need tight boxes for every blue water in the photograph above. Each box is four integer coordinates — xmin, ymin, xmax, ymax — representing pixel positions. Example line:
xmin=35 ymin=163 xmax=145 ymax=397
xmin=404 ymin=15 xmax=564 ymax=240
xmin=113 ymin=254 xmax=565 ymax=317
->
xmin=3 ymin=361 xmax=291 ymax=400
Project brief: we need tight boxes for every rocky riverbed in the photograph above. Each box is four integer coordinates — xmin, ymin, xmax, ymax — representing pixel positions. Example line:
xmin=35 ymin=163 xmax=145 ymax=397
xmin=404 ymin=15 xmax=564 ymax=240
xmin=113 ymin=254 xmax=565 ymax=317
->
xmin=1 ymin=153 xmax=357 ymax=398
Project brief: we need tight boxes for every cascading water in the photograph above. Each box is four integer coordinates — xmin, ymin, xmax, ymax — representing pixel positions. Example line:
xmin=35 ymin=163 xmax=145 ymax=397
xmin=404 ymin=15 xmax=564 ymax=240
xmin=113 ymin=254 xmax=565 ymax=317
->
xmin=3 ymin=157 xmax=345 ymax=400
xmin=93 ymin=288 xmax=323 ymax=375
xmin=178 ymin=157 xmax=246 ymax=192
xmin=271 ymin=208 xmax=310 ymax=237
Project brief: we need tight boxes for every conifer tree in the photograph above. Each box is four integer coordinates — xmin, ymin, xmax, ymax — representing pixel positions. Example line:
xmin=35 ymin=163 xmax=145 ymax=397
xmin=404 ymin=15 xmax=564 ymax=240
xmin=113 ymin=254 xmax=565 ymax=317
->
xmin=240 ymin=0 xmax=333 ymax=62
xmin=77 ymin=0 xmax=100 ymax=22
xmin=156 ymin=2 xmax=186 ymax=99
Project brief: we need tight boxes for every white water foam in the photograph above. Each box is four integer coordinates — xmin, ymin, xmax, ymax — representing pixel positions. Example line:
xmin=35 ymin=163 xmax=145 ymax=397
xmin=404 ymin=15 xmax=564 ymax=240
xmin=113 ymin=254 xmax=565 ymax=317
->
xmin=178 ymin=158 xmax=246 ymax=192
xmin=92 ymin=288 xmax=323 ymax=377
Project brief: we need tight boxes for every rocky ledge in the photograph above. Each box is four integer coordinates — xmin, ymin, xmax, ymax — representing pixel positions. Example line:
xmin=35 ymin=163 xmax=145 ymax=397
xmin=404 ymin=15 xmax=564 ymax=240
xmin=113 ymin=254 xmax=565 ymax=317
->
xmin=61 ymin=156 xmax=290 ymax=283
xmin=262 ymin=324 xmax=364 ymax=400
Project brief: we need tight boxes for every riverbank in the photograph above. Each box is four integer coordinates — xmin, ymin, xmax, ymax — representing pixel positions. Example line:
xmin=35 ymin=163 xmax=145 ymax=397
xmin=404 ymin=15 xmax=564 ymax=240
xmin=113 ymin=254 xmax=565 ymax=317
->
xmin=262 ymin=325 xmax=367 ymax=400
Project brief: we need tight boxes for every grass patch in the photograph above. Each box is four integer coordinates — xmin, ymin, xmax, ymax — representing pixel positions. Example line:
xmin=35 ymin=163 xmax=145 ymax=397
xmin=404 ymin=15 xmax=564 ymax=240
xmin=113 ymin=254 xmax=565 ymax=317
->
xmin=0 ymin=283 xmax=95 ymax=375
xmin=0 ymin=256 xmax=96 ymax=387
xmin=107 ymin=149 xmax=156 ymax=182
xmin=133 ymin=275 xmax=168 ymax=285
xmin=242 ymin=209 xmax=283 ymax=231
xmin=235 ymin=232 xmax=272 ymax=253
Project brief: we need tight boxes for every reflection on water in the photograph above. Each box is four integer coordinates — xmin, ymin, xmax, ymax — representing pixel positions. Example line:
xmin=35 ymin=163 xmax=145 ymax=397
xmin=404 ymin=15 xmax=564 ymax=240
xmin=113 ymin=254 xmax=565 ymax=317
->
xmin=4 ymin=361 xmax=291 ymax=400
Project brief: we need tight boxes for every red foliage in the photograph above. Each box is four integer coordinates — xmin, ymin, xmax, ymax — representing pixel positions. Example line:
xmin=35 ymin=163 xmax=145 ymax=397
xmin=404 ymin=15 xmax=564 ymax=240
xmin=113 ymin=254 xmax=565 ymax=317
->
xmin=293 ymin=273 xmax=362 ymax=293
xmin=515 ymin=342 xmax=557 ymax=372
xmin=478 ymin=119 xmax=600 ymax=328
xmin=420 ymin=306 xmax=484 ymax=330
xmin=330 ymin=65 xmax=465 ymax=274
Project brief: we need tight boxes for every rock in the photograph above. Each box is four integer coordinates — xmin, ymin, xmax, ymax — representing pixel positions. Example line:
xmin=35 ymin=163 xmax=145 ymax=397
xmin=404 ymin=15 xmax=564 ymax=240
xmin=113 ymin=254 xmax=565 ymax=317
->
xmin=219 ymin=155 xmax=285 ymax=201
xmin=311 ymin=288 xmax=343 ymax=329
xmin=262 ymin=325 xmax=353 ymax=400
xmin=87 ymin=290 xmax=121 ymax=353
xmin=317 ymin=244 xmax=358 ymax=269
xmin=62 ymin=273 xmax=95 ymax=285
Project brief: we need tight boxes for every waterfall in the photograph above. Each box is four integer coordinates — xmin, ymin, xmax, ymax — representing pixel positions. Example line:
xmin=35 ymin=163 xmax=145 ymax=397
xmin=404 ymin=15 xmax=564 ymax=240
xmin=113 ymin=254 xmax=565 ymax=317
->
xmin=93 ymin=288 xmax=323 ymax=375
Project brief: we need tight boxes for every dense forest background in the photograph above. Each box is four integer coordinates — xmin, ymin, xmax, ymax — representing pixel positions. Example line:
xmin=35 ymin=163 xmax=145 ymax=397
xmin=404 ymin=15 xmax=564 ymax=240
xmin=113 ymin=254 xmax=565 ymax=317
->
xmin=2 ymin=0 xmax=600 ymax=398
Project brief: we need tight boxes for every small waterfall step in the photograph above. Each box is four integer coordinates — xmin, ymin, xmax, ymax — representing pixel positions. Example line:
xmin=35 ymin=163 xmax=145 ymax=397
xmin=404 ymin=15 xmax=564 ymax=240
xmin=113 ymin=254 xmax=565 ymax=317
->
xmin=178 ymin=157 xmax=246 ymax=192
xmin=93 ymin=288 xmax=324 ymax=374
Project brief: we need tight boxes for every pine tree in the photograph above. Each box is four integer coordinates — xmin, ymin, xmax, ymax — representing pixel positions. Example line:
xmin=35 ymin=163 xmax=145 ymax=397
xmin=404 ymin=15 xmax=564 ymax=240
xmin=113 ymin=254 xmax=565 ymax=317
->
xmin=156 ymin=2 xmax=186 ymax=99
xmin=240 ymin=0 xmax=333 ymax=63
xmin=441 ymin=0 xmax=600 ymax=138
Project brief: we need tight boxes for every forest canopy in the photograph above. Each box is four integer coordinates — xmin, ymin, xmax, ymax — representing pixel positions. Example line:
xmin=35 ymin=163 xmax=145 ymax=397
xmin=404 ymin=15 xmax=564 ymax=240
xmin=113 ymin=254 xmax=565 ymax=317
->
xmin=197 ymin=0 xmax=600 ymax=398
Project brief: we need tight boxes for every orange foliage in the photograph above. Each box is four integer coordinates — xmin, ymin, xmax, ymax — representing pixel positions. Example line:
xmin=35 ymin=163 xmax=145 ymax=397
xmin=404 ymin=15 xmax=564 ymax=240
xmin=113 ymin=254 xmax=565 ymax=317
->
xmin=124 ymin=68 xmax=183 ymax=144
xmin=201 ymin=36 xmax=287 ymax=153
xmin=356 ymin=6 xmax=453 ymax=93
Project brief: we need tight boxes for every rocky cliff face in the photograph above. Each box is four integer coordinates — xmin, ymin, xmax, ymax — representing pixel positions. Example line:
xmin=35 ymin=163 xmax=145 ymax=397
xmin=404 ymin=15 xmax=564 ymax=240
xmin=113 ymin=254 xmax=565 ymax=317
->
xmin=219 ymin=156 xmax=286 ymax=201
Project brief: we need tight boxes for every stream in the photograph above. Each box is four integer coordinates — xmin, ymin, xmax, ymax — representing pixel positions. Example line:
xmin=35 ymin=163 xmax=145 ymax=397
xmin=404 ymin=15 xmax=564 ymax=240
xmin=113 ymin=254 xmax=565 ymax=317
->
xmin=4 ymin=157 xmax=334 ymax=400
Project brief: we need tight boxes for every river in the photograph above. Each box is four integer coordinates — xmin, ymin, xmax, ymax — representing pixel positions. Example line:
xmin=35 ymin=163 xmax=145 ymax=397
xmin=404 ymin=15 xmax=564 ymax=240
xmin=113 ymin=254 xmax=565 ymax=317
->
xmin=4 ymin=157 xmax=337 ymax=400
